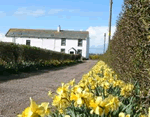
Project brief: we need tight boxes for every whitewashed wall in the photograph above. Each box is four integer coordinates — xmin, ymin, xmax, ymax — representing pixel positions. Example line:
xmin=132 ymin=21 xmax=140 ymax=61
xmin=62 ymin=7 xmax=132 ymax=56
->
xmin=0 ymin=37 xmax=13 ymax=42
xmin=42 ymin=39 xmax=55 ymax=50
xmin=54 ymin=39 xmax=61 ymax=52
xmin=53 ymin=39 xmax=87 ymax=58
xmin=86 ymin=37 xmax=90 ymax=59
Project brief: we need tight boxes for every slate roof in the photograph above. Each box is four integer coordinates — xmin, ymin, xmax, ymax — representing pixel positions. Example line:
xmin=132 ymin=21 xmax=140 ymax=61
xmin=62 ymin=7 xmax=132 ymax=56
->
xmin=5 ymin=28 xmax=89 ymax=39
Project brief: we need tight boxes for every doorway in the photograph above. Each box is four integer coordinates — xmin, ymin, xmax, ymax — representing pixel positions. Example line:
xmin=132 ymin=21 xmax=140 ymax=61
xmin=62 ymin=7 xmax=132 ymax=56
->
xmin=70 ymin=51 xmax=74 ymax=54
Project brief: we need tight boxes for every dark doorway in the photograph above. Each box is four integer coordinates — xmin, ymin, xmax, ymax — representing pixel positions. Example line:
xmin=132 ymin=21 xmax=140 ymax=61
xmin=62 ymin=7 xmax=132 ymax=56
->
xmin=70 ymin=51 xmax=74 ymax=54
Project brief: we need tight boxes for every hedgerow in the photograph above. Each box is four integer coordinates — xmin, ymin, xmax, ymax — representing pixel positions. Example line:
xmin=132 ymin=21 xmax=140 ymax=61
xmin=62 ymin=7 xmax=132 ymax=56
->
xmin=99 ymin=0 xmax=150 ymax=90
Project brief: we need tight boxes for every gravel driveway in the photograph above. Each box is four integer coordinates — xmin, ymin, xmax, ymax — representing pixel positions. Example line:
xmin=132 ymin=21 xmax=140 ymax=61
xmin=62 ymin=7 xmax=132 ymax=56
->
xmin=0 ymin=60 xmax=98 ymax=117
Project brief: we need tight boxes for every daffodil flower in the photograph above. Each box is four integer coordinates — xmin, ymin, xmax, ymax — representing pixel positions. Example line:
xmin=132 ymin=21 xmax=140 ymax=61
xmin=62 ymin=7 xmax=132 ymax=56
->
xmin=18 ymin=97 xmax=50 ymax=117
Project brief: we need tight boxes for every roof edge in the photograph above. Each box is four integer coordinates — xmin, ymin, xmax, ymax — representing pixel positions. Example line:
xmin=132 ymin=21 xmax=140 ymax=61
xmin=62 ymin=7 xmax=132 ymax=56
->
xmin=5 ymin=28 xmax=11 ymax=37
xmin=5 ymin=35 xmax=87 ymax=39
xmin=7 ymin=28 xmax=89 ymax=33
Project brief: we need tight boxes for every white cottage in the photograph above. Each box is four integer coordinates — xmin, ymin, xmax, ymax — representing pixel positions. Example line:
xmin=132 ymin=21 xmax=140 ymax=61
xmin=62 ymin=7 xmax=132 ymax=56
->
xmin=5 ymin=26 xmax=90 ymax=59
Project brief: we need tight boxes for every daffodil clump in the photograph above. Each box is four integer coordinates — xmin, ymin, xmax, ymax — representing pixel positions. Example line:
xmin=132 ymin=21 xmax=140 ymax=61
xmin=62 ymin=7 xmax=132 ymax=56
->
xmin=18 ymin=60 xmax=150 ymax=117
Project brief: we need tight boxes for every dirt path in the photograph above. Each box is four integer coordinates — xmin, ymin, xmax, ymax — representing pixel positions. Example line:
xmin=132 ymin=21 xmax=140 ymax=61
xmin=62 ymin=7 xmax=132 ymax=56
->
xmin=0 ymin=60 xmax=98 ymax=117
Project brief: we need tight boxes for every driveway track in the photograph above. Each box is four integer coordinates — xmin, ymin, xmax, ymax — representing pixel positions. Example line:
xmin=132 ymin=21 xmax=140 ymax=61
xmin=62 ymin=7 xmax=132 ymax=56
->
xmin=0 ymin=60 xmax=98 ymax=117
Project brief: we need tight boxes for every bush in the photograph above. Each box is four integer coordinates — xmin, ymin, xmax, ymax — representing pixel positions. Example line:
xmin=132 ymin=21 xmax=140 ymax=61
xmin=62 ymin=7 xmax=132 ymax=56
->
xmin=0 ymin=42 xmax=81 ymax=74
xmin=89 ymin=54 xmax=101 ymax=60
xmin=99 ymin=0 xmax=150 ymax=90
xmin=0 ymin=42 xmax=81 ymax=63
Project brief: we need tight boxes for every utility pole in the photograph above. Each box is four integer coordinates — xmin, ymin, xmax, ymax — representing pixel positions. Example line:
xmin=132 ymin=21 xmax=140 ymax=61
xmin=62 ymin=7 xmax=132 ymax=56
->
xmin=108 ymin=0 xmax=113 ymax=46
xmin=104 ymin=33 xmax=106 ymax=53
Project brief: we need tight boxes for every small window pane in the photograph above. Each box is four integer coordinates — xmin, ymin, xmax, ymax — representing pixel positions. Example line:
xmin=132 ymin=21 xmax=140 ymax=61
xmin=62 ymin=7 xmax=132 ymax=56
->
xmin=61 ymin=38 xmax=66 ymax=46
xmin=77 ymin=49 xmax=82 ymax=55
xmin=78 ymin=39 xmax=82 ymax=46
xmin=61 ymin=49 xmax=65 ymax=53
xmin=26 ymin=40 xmax=30 ymax=46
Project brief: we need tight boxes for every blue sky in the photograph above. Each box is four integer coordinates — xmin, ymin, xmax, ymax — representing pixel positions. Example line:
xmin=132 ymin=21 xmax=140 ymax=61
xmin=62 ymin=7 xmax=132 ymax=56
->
xmin=0 ymin=0 xmax=124 ymax=54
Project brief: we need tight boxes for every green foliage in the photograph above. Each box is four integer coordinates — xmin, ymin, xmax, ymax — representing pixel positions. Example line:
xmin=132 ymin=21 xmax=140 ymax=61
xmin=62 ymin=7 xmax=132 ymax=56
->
xmin=0 ymin=42 xmax=81 ymax=74
xmin=99 ymin=0 xmax=150 ymax=90
xmin=89 ymin=54 xmax=102 ymax=60
xmin=0 ymin=59 xmax=79 ymax=75
xmin=97 ymin=0 xmax=150 ymax=113
xmin=0 ymin=42 xmax=81 ymax=63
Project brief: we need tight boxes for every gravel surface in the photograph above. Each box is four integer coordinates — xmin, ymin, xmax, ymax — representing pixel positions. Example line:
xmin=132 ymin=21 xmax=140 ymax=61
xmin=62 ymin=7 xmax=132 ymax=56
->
xmin=0 ymin=60 xmax=98 ymax=117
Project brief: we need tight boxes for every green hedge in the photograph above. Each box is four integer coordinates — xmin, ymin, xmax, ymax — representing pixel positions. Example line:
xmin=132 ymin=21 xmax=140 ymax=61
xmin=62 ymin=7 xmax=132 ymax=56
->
xmin=0 ymin=42 xmax=81 ymax=63
xmin=99 ymin=0 xmax=150 ymax=90
xmin=0 ymin=42 xmax=81 ymax=74
xmin=89 ymin=54 xmax=102 ymax=60
xmin=0 ymin=59 xmax=79 ymax=75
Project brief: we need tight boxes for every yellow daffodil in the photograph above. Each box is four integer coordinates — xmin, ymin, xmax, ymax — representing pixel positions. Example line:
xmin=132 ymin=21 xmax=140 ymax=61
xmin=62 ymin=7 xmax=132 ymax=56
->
xmin=48 ymin=90 xmax=52 ymax=97
xmin=101 ymin=82 xmax=110 ymax=89
xmin=65 ymin=115 xmax=70 ymax=117
xmin=120 ymin=83 xmax=134 ymax=97
xmin=149 ymin=107 xmax=150 ymax=117
xmin=119 ymin=112 xmax=125 ymax=117
xmin=126 ymin=114 xmax=130 ymax=117
xmin=139 ymin=114 xmax=147 ymax=117
xmin=17 ymin=107 xmax=33 ymax=117
xmin=68 ymin=78 xmax=75 ymax=86
xmin=59 ymin=109 xmax=64 ymax=114
xmin=113 ymin=80 xmax=125 ymax=88
xmin=89 ymin=96 xmax=104 ymax=116
xmin=56 ymin=83 xmax=69 ymax=96
xmin=18 ymin=97 xmax=50 ymax=117
xmin=105 ymin=95 xmax=120 ymax=112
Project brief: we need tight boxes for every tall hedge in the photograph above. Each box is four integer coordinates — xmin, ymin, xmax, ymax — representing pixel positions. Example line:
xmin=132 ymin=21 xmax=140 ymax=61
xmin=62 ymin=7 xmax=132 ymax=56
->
xmin=101 ymin=0 xmax=150 ymax=89
xmin=0 ymin=42 xmax=81 ymax=63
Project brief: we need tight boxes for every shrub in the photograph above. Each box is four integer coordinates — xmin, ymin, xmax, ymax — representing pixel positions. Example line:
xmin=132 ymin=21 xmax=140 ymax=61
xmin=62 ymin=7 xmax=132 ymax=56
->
xmin=99 ymin=0 xmax=150 ymax=90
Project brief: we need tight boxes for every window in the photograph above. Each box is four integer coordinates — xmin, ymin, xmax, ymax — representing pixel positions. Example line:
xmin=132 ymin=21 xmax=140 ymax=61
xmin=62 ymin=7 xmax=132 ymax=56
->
xmin=78 ymin=39 xmax=82 ymax=47
xmin=77 ymin=49 xmax=82 ymax=55
xmin=61 ymin=49 xmax=65 ymax=53
xmin=61 ymin=38 xmax=66 ymax=46
xmin=26 ymin=40 xmax=30 ymax=46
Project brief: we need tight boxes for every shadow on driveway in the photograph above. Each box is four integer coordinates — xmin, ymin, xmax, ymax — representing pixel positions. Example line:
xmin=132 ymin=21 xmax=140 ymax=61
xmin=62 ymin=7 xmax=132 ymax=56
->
xmin=0 ymin=61 xmax=86 ymax=83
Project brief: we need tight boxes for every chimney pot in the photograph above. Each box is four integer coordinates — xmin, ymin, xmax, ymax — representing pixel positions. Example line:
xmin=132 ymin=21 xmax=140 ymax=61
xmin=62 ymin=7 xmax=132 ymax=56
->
xmin=57 ymin=25 xmax=61 ymax=32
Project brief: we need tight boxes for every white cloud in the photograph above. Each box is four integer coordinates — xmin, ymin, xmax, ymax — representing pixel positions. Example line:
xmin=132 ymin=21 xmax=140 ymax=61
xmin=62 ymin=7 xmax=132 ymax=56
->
xmin=68 ymin=9 xmax=80 ymax=12
xmin=86 ymin=26 xmax=116 ymax=48
xmin=14 ymin=7 xmax=45 ymax=17
xmin=0 ymin=32 xmax=5 ymax=38
xmin=0 ymin=11 xmax=6 ymax=18
xmin=48 ymin=9 xmax=102 ymax=17
xmin=0 ymin=32 xmax=13 ymax=42
xmin=48 ymin=9 xmax=64 ymax=14
xmin=79 ymin=11 xmax=103 ymax=17
xmin=63 ymin=9 xmax=102 ymax=17
xmin=48 ymin=9 xmax=80 ymax=16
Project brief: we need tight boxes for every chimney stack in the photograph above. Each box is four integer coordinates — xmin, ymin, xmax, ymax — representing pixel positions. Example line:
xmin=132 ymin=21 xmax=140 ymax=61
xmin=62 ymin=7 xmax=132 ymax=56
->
xmin=57 ymin=25 xmax=61 ymax=32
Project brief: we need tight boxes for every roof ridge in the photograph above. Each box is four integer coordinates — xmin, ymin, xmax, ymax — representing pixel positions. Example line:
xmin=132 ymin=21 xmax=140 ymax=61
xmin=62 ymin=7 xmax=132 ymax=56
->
xmin=9 ymin=28 xmax=88 ymax=32
xmin=10 ymin=28 xmax=56 ymax=31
